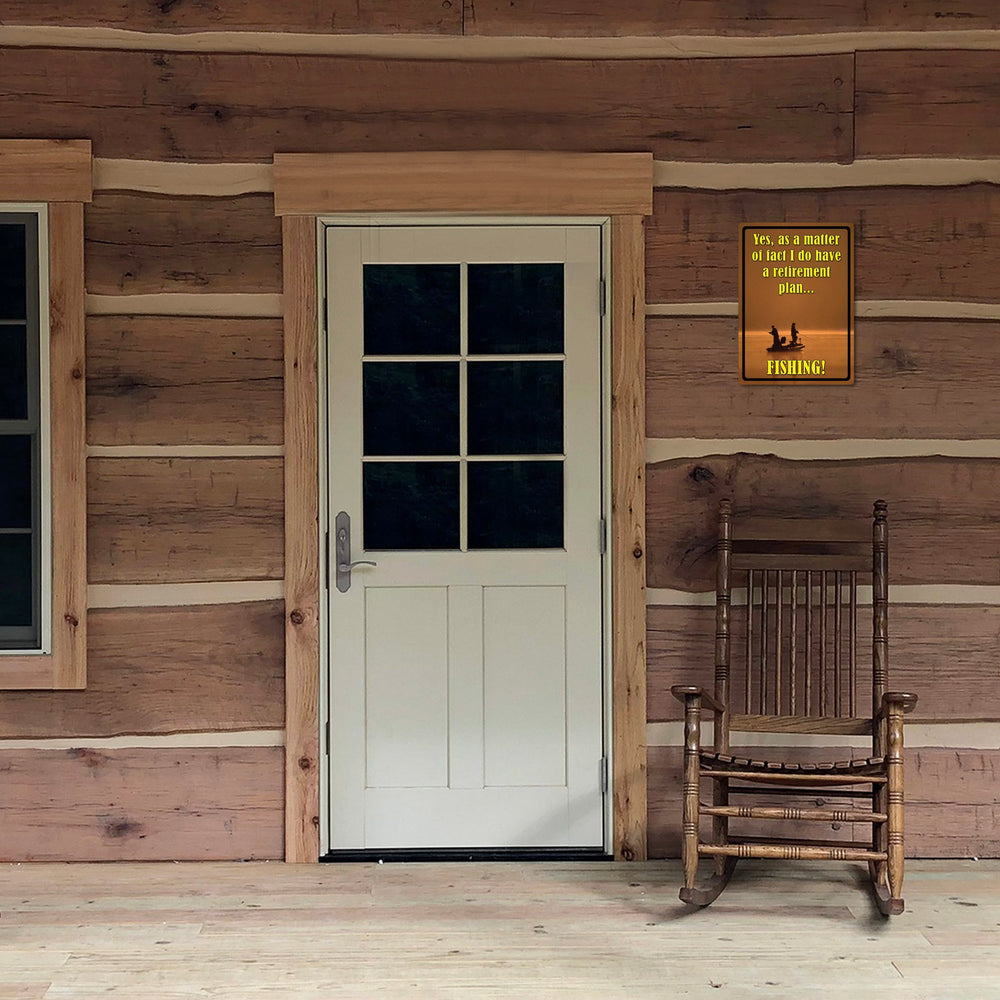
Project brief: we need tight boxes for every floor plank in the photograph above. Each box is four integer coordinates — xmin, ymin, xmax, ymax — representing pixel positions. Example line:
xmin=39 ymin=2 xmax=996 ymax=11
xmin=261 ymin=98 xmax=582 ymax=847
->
xmin=0 ymin=861 xmax=997 ymax=999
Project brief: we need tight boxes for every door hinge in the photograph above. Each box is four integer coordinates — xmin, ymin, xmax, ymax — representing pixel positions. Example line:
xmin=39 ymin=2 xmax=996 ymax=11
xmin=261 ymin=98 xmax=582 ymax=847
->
xmin=599 ymin=278 xmax=607 ymax=317
xmin=600 ymin=756 xmax=609 ymax=793
xmin=325 ymin=719 xmax=331 ymax=756
xmin=599 ymin=517 xmax=607 ymax=555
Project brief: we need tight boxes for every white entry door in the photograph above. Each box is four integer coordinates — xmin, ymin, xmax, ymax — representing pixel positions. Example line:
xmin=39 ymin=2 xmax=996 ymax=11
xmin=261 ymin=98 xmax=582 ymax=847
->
xmin=325 ymin=223 xmax=606 ymax=850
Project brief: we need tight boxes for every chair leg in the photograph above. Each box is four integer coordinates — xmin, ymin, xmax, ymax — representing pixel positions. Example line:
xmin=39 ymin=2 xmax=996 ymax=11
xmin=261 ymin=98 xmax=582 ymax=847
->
xmin=884 ymin=703 xmax=906 ymax=913
xmin=679 ymin=699 xmax=701 ymax=895
xmin=871 ymin=704 xmax=905 ymax=915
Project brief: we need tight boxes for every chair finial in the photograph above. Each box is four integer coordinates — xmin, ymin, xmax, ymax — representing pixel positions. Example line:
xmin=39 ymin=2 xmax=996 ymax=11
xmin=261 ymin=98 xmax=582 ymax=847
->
xmin=874 ymin=499 xmax=888 ymax=521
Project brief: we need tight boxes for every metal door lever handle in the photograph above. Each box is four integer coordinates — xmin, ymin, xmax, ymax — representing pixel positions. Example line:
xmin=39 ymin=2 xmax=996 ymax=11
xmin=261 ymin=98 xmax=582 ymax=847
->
xmin=337 ymin=560 xmax=378 ymax=572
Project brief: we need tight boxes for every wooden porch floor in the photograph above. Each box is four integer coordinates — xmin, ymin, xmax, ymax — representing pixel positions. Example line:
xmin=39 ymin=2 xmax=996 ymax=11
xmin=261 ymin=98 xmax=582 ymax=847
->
xmin=1 ymin=860 xmax=997 ymax=999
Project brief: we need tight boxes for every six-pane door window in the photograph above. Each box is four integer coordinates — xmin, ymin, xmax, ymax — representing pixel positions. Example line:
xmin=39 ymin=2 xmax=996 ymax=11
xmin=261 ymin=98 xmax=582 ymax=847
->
xmin=361 ymin=262 xmax=565 ymax=551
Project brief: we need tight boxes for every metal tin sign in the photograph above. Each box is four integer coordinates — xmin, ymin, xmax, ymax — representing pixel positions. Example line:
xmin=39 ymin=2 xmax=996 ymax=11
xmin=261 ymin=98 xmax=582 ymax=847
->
xmin=739 ymin=224 xmax=854 ymax=384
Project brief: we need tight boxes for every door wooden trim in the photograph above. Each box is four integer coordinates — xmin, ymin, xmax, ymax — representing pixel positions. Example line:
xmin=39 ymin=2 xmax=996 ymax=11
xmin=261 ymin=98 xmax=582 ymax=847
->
xmin=273 ymin=151 xmax=653 ymax=216
xmin=278 ymin=151 xmax=651 ymax=863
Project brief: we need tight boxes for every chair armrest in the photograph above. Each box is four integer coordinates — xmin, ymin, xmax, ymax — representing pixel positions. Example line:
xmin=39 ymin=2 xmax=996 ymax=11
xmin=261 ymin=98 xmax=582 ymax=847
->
xmin=670 ymin=685 xmax=727 ymax=715
xmin=878 ymin=691 xmax=919 ymax=718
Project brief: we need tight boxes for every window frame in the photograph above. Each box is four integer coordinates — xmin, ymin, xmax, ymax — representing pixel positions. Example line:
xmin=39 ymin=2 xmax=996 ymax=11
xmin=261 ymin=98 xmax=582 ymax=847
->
xmin=0 ymin=140 xmax=89 ymax=690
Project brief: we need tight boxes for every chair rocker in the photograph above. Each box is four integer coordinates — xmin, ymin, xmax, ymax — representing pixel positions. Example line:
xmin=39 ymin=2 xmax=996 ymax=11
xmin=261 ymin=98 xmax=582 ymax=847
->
xmin=671 ymin=499 xmax=917 ymax=915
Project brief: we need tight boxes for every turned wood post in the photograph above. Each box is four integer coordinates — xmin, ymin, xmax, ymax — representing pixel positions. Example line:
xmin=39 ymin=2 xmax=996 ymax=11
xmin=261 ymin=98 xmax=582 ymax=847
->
xmin=885 ymin=699 xmax=906 ymax=903
xmin=681 ymin=694 xmax=702 ymax=890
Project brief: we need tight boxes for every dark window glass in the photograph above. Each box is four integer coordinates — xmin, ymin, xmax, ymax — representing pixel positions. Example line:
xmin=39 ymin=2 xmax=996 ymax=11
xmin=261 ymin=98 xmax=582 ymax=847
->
xmin=468 ymin=361 xmax=563 ymax=455
xmin=468 ymin=461 xmax=563 ymax=549
xmin=363 ymin=264 xmax=460 ymax=355
xmin=0 ymin=326 xmax=28 ymax=420
xmin=0 ymin=224 xmax=27 ymax=321
xmin=364 ymin=461 xmax=460 ymax=550
xmin=363 ymin=362 xmax=459 ymax=456
xmin=0 ymin=436 xmax=32 ymax=528
xmin=468 ymin=264 xmax=564 ymax=354
xmin=0 ymin=534 xmax=32 ymax=627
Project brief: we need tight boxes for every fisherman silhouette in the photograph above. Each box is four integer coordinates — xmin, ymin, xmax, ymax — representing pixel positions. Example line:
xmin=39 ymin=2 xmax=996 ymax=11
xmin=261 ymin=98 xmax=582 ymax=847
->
xmin=790 ymin=322 xmax=800 ymax=345
xmin=769 ymin=325 xmax=786 ymax=349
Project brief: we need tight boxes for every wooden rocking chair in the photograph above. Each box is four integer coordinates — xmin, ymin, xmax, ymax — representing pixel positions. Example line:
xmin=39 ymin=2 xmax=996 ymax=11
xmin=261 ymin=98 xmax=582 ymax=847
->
xmin=671 ymin=499 xmax=917 ymax=915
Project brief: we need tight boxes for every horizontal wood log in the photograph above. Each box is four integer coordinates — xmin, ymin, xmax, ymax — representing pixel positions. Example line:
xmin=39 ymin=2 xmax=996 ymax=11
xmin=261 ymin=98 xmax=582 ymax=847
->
xmin=903 ymin=749 xmax=1000 ymax=858
xmin=467 ymin=1 xmax=1000 ymax=35
xmin=646 ymin=604 xmax=1000 ymax=724
xmin=646 ymin=455 xmax=1000 ymax=590
xmin=0 ymin=602 xmax=284 ymax=739
xmin=648 ymin=604 xmax=1000 ymax=724
xmin=0 ymin=1 xmax=460 ymax=34
xmin=647 ymin=317 xmax=1000 ymax=440
xmin=0 ymin=138 xmax=92 ymax=201
xmin=649 ymin=745 xmax=1000 ymax=858
xmin=87 ymin=457 xmax=284 ymax=584
xmin=87 ymin=316 xmax=283 ymax=445
xmin=0 ymin=48 xmax=852 ymax=163
xmin=646 ymin=186 xmax=1000 ymax=304
xmin=85 ymin=193 xmax=281 ymax=295
xmin=857 ymin=50 xmax=1000 ymax=158
xmin=0 ymin=747 xmax=283 ymax=861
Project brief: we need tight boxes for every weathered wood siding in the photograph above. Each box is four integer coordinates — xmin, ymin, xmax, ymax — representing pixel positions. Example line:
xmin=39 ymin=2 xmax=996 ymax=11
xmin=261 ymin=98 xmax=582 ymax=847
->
xmin=87 ymin=316 xmax=283 ymax=445
xmin=0 ymin=6 xmax=995 ymax=860
xmin=0 ymin=49 xmax=854 ymax=163
xmin=0 ymin=602 xmax=284 ymax=739
xmin=0 ymin=747 xmax=283 ymax=862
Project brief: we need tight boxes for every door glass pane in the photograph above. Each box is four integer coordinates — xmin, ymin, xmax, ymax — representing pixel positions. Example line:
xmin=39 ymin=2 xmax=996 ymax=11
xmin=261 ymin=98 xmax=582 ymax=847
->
xmin=468 ymin=461 xmax=563 ymax=549
xmin=0 ymin=534 xmax=32 ymax=627
xmin=467 ymin=361 xmax=563 ymax=455
xmin=364 ymin=264 xmax=460 ymax=355
xmin=0 ymin=435 xmax=32 ymax=528
xmin=364 ymin=461 xmax=460 ymax=550
xmin=0 ymin=326 xmax=28 ymax=420
xmin=364 ymin=362 xmax=459 ymax=456
xmin=467 ymin=264 xmax=564 ymax=354
xmin=0 ymin=224 xmax=26 ymax=321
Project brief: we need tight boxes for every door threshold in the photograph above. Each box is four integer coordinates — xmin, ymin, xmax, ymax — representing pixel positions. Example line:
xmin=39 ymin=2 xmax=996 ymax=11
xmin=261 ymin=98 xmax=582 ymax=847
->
xmin=321 ymin=847 xmax=612 ymax=863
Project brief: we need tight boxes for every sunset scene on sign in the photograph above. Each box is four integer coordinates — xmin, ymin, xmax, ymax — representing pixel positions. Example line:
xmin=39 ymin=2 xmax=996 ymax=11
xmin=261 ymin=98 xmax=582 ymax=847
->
xmin=739 ymin=224 xmax=854 ymax=382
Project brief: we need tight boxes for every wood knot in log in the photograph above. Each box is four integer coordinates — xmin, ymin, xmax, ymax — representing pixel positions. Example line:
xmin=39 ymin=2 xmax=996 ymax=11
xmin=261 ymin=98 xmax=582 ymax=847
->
xmin=289 ymin=609 xmax=305 ymax=626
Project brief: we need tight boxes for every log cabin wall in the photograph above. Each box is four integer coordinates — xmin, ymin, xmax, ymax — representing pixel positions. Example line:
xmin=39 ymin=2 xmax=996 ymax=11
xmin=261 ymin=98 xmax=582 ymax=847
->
xmin=0 ymin=3 xmax=998 ymax=860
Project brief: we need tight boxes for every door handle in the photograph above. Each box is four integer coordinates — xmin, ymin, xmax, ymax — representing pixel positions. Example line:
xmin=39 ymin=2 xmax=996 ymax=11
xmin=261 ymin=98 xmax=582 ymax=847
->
xmin=334 ymin=511 xmax=376 ymax=592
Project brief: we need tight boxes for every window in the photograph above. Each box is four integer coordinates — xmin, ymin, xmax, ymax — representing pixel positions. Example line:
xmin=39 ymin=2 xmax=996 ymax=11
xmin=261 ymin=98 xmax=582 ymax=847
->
xmin=0 ymin=140 xmax=89 ymax=689
xmin=0 ymin=210 xmax=48 ymax=651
